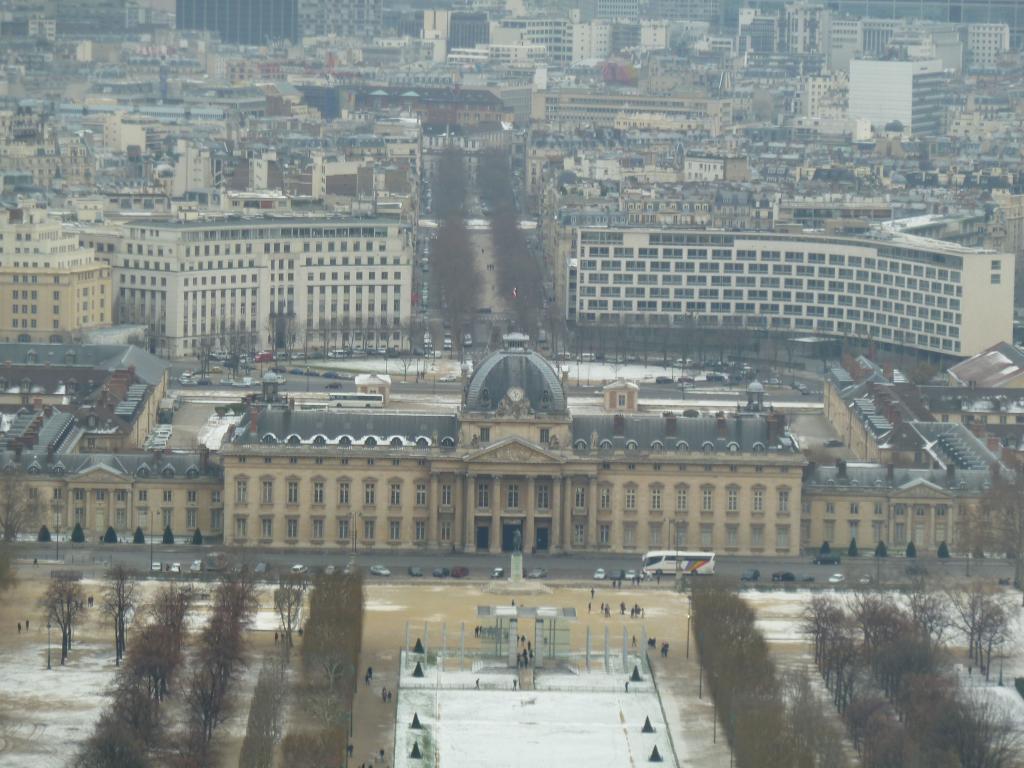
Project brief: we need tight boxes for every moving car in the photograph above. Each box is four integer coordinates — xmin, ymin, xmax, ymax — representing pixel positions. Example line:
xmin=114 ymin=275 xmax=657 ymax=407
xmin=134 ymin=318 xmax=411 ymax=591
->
xmin=655 ymin=376 xmax=673 ymax=384
xmin=407 ymin=566 xmax=424 ymax=577
xmin=491 ymin=567 xmax=505 ymax=579
xmin=813 ymin=554 xmax=841 ymax=565
xmin=439 ymin=374 xmax=459 ymax=383
xmin=291 ymin=564 xmax=309 ymax=575
xmin=450 ymin=566 xmax=469 ymax=578
xmin=526 ymin=568 xmax=548 ymax=579
xmin=771 ymin=571 xmax=796 ymax=582
xmin=593 ymin=568 xmax=606 ymax=580
xmin=828 ymin=573 xmax=846 ymax=584
xmin=740 ymin=569 xmax=760 ymax=582
xmin=432 ymin=567 xmax=450 ymax=578
xmin=369 ymin=565 xmax=391 ymax=577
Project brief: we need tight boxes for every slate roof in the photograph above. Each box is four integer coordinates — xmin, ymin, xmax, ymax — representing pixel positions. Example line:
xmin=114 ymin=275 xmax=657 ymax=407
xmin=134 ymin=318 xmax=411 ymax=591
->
xmin=465 ymin=349 xmax=567 ymax=414
xmin=0 ymin=449 xmax=218 ymax=479
xmin=234 ymin=409 xmax=459 ymax=448
xmin=0 ymin=344 xmax=169 ymax=387
xmin=948 ymin=342 xmax=1024 ymax=388
xmin=805 ymin=463 xmax=992 ymax=493
xmin=570 ymin=413 xmax=787 ymax=454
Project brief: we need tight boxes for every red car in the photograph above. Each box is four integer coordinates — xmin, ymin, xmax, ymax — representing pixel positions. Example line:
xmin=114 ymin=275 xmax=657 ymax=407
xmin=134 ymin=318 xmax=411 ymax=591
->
xmin=450 ymin=566 xmax=470 ymax=578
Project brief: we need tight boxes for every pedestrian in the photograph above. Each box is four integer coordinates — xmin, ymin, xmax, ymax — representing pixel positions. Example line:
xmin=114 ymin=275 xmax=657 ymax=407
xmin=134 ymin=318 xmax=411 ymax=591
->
xmin=527 ymin=641 xmax=531 ymax=654
xmin=590 ymin=587 xmax=595 ymax=599
xmin=274 ymin=631 xmax=279 ymax=644
xmin=387 ymin=690 xmax=392 ymax=703
xmin=641 ymin=608 xmax=645 ymax=618
xmin=513 ymin=679 xmax=518 ymax=691
xmin=17 ymin=622 xmax=21 ymax=634
xmin=368 ymin=666 xmax=373 ymax=681
xmin=25 ymin=619 xmax=28 ymax=630
xmin=632 ymin=635 xmax=637 ymax=647
xmin=588 ymin=602 xmax=591 ymax=614
xmin=380 ymin=748 xmax=385 ymax=761
xmin=475 ymin=678 xmax=480 ymax=689
xmin=656 ymin=572 xmax=662 ymax=585
xmin=347 ymin=744 xmax=354 ymax=756
xmin=625 ymin=681 xmax=630 ymax=693
xmin=382 ymin=687 xmax=387 ymax=702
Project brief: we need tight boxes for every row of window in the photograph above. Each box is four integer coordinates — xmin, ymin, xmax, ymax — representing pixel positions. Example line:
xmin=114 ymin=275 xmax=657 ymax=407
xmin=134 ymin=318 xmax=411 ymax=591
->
xmin=234 ymin=477 xmax=791 ymax=515
xmin=68 ymin=507 xmax=223 ymax=532
xmin=70 ymin=487 xmax=219 ymax=504
xmin=233 ymin=515 xmax=442 ymax=543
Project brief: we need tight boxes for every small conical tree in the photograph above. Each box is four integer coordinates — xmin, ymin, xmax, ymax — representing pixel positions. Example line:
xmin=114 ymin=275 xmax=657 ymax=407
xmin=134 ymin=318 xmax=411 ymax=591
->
xmin=37 ymin=524 xmax=51 ymax=542
xmin=133 ymin=526 xmax=145 ymax=544
xmin=905 ymin=540 xmax=917 ymax=559
xmin=937 ymin=540 xmax=950 ymax=559
xmin=819 ymin=541 xmax=831 ymax=555
xmin=103 ymin=526 xmax=117 ymax=544
xmin=162 ymin=525 xmax=175 ymax=545
xmin=848 ymin=538 xmax=859 ymax=557
xmin=71 ymin=522 xmax=85 ymax=544
xmin=874 ymin=540 xmax=888 ymax=558
xmin=191 ymin=528 xmax=203 ymax=545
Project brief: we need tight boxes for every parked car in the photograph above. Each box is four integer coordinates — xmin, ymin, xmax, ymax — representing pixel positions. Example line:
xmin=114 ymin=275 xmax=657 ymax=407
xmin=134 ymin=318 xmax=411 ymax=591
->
xmin=740 ymin=569 xmax=760 ymax=582
xmin=828 ymin=573 xmax=846 ymax=584
xmin=858 ymin=575 xmax=872 ymax=584
xmin=526 ymin=568 xmax=548 ymax=579
xmin=170 ymin=562 xmax=181 ymax=574
xmin=655 ymin=376 xmax=673 ymax=384
xmin=432 ymin=567 xmax=450 ymax=578
xmin=824 ymin=439 xmax=844 ymax=448
xmin=905 ymin=563 xmax=929 ymax=577
xmin=324 ymin=565 xmax=337 ymax=575
xmin=609 ymin=569 xmax=626 ymax=581
xmin=369 ymin=565 xmax=391 ymax=577
xmin=593 ymin=568 xmax=606 ymax=580
xmin=771 ymin=571 xmax=796 ymax=582
xmin=190 ymin=560 xmax=203 ymax=573
xmin=439 ymin=374 xmax=459 ymax=383
xmin=798 ymin=574 xmax=816 ymax=583
xmin=450 ymin=566 xmax=469 ymax=578
xmin=407 ymin=566 xmax=424 ymax=577
xmin=151 ymin=561 xmax=161 ymax=573
xmin=254 ymin=562 xmax=268 ymax=574
xmin=491 ymin=567 xmax=505 ymax=579
xmin=624 ymin=569 xmax=638 ymax=581
xmin=322 ymin=371 xmax=341 ymax=379
xmin=291 ymin=564 xmax=309 ymax=575
xmin=325 ymin=382 xmax=344 ymax=390
xmin=813 ymin=554 xmax=842 ymax=565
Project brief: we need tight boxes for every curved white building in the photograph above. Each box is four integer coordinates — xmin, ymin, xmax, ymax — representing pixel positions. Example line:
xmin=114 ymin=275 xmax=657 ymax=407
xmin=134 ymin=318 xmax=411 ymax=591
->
xmin=566 ymin=228 xmax=1013 ymax=357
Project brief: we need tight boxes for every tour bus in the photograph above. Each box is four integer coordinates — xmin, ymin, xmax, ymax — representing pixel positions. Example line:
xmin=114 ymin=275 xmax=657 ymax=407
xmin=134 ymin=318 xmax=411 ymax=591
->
xmin=641 ymin=550 xmax=716 ymax=577
xmin=327 ymin=392 xmax=385 ymax=408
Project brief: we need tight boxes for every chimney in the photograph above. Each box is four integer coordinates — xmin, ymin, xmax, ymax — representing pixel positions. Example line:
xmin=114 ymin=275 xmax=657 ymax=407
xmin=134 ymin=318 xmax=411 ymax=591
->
xmin=836 ymin=458 xmax=847 ymax=479
xmin=886 ymin=463 xmax=894 ymax=482
xmin=43 ymin=405 xmax=52 ymax=417
xmin=715 ymin=410 xmax=728 ymax=438
xmin=946 ymin=464 xmax=955 ymax=485
xmin=804 ymin=460 xmax=817 ymax=481
xmin=613 ymin=414 xmax=625 ymax=436
xmin=248 ymin=406 xmax=259 ymax=435
xmin=663 ymin=412 xmax=677 ymax=436
xmin=987 ymin=436 xmax=1002 ymax=454
xmin=200 ymin=446 xmax=210 ymax=471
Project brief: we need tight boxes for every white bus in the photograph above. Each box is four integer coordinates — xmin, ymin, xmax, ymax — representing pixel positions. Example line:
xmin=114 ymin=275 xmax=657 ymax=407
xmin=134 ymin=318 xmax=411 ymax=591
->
xmin=327 ymin=392 xmax=385 ymax=408
xmin=641 ymin=550 xmax=715 ymax=577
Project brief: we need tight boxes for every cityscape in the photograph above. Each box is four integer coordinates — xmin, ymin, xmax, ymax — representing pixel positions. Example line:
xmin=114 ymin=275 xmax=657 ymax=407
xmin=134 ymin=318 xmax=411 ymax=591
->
xmin=1 ymin=0 xmax=1024 ymax=765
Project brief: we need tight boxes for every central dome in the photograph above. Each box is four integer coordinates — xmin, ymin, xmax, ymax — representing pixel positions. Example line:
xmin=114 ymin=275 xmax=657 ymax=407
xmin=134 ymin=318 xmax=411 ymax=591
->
xmin=464 ymin=348 xmax=567 ymax=414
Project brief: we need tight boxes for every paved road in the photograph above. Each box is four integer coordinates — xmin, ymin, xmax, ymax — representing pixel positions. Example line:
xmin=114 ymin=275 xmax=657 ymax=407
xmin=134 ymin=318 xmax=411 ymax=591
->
xmin=15 ymin=542 xmax=1015 ymax=589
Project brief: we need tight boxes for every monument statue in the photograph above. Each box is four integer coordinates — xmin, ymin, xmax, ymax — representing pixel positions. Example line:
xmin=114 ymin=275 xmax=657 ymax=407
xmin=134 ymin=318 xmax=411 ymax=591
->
xmin=512 ymin=528 xmax=522 ymax=553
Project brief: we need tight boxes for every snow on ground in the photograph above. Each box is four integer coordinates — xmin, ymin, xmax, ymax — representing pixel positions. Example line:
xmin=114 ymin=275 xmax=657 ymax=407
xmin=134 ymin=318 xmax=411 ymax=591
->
xmin=393 ymin=662 xmax=674 ymax=768
xmin=196 ymin=413 xmax=243 ymax=450
xmin=0 ymin=643 xmax=115 ymax=768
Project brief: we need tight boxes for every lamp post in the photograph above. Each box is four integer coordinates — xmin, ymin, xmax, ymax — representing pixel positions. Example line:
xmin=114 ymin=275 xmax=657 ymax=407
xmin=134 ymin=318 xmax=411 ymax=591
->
xmin=686 ymin=612 xmax=691 ymax=659
xmin=52 ymin=497 xmax=61 ymax=563
xmin=47 ymin=621 xmax=52 ymax=670
xmin=149 ymin=509 xmax=154 ymax=572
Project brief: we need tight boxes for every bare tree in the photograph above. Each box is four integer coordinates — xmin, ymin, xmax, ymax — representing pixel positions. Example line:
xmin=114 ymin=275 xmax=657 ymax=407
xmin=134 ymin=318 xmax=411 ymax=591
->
xmin=948 ymin=583 xmax=996 ymax=673
xmin=239 ymin=653 xmax=288 ymax=768
xmin=101 ymin=564 xmax=138 ymax=665
xmin=906 ymin=579 xmax=952 ymax=649
xmin=0 ymin=469 xmax=42 ymax=542
xmin=980 ymin=470 xmax=1024 ymax=604
xmin=0 ymin=544 xmax=14 ymax=591
xmin=44 ymin=576 xmax=84 ymax=664
xmin=274 ymin=572 xmax=307 ymax=648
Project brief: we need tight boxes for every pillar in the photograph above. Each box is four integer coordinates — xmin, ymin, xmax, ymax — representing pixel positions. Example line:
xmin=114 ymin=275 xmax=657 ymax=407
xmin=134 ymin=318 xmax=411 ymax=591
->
xmin=525 ymin=475 xmax=536 ymax=553
xmin=535 ymin=618 xmax=545 ymax=669
xmin=587 ymin=476 xmax=598 ymax=551
xmin=465 ymin=472 xmax=476 ymax=551
xmin=491 ymin=475 xmax=502 ymax=553
xmin=552 ymin=474 xmax=563 ymax=552
xmin=428 ymin=474 xmax=439 ymax=547
xmin=508 ymin=617 xmax=518 ymax=668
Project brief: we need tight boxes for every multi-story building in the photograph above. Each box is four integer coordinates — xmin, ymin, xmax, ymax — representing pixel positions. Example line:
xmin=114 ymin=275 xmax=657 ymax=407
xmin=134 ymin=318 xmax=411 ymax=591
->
xmin=175 ymin=0 xmax=299 ymax=45
xmin=848 ymin=58 xmax=947 ymax=135
xmin=531 ymin=90 xmax=733 ymax=136
xmin=0 ymin=204 xmax=111 ymax=344
xmin=298 ymin=0 xmax=382 ymax=39
xmin=220 ymin=342 xmax=806 ymax=555
xmin=114 ymin=214 xmax=413 ymax=359
xmin=563 ymin=227 xmax=1013 ymax=358
xmin=965 ymin=23 xmax=1010 ymax=70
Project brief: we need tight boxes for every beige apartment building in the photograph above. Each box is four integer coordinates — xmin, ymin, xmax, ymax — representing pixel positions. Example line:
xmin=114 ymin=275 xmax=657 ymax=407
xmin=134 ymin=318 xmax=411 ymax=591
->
xmin=531 ymin=89 xmax=733 ymax=136
xmin=114 ymin=214 xmax=413 ymax=359
xmin=0 ymin=203 xmax=111 ymax=343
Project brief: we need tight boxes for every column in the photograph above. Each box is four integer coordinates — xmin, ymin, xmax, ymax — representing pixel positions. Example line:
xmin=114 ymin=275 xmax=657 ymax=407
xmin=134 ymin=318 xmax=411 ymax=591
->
xmin=551 ymin=474 xmax=563 ymax=552
xmin=587 ymin=475 xmax=598 ymax=551
xmin=525 ymin=476 xmax=536 ymax=554
xmin=462 ymin=472 xmax=474 ymax=551
xmin=491 ymin=475 xmax=502 ymax=553
xmin=427 ymin=474 xmax=439 ymax=547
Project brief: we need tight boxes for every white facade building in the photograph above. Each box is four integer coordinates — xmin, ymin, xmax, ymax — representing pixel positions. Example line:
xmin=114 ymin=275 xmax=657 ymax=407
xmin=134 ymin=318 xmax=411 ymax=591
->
xmin=965 ymin=23 xmax=1009 ymax=70
xmin=848 ymin=58 xmax=946 ymax=135
xmin=115 ymin=215 xmax=413 ymax=359
xmin=565 ymin=228 xmax=1013 ymax=358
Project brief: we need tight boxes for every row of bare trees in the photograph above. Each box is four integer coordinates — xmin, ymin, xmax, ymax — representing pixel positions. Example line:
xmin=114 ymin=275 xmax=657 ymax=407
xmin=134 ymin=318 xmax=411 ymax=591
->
xmin=690 ymin=582 xmax=849 ymax=768
xmin=430 ymin=149 xmax=480 ymax=345
xmin=804 ymin=583 xmax=1020 ymax=768
xmin=76 ymin=583 xmax=194 ymax=767
xmin=477 ymin=149 xmax=543 ymax=332
xmin=1 ymin=469 xmax=42 ymax=542
xmin=282 ymin=570 xmax=364 ymax=764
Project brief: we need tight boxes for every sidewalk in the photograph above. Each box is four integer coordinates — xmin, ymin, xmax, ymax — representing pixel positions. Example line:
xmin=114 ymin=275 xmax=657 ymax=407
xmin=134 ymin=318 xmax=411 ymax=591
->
xmin=349 ymin=643 xmax=400 ymax=768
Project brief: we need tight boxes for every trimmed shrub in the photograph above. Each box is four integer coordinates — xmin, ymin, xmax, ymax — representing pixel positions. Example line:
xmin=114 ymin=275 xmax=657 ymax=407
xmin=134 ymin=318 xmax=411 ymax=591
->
xmin=103 ymin=526 xmax=118 ymax=544
xmin=133 ymin=526 xmax=145 ymax=544
xmin=162 ymin=525 xmax=175 ymax=545
xmin=71 ymin=522 xmax=85 ymax=544
xmin=38 ymin=525 xmax=51 ymax=543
